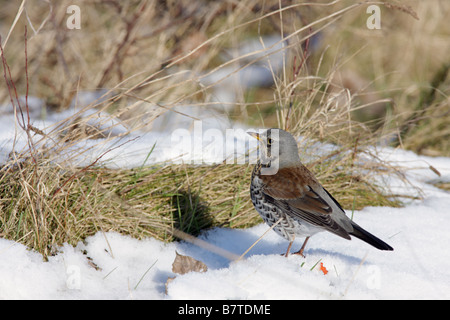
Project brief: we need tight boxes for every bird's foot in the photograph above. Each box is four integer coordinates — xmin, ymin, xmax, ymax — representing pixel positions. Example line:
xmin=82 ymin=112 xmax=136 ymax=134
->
xmin=292 ymin=250 xmax=306 ymax=258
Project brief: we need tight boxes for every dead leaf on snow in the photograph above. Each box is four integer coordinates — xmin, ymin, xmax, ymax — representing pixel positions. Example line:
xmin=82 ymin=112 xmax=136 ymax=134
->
xmin=165 ymin=251 xmax=208 ymax=294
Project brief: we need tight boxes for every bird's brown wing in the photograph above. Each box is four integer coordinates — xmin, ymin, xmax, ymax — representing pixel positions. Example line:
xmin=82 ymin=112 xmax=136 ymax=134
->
xmin=259 ymin=166 xmax=351 ymax=239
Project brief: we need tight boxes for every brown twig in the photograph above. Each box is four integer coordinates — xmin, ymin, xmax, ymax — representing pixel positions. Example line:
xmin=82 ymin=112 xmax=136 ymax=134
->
xmin=0 ymin=26 xmax=37 ymax=163
xmin=97 ymin=1 xmax=147 ymax=87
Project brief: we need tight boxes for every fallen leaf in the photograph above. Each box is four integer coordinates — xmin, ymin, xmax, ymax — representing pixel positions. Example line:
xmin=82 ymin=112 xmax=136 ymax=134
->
xmin=165 ymin=251 xmax=208 ymax=294
xmin=172 ymin=251 xmax=208 ymax=274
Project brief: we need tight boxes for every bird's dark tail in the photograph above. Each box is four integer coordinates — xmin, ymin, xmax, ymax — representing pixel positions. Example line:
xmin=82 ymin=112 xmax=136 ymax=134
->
xmin=349 ymin=222 xmax=393 ymax=251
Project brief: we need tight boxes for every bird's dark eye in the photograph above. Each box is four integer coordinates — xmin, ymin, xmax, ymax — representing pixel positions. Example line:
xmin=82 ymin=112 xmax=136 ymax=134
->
xmin=267 ymin=138 xmax=273 ymax=145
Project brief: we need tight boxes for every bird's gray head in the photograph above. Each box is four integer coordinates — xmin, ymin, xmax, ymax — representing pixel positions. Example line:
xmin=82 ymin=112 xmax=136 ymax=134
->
xmin=247 ymin=128 xmax=301 ymax=172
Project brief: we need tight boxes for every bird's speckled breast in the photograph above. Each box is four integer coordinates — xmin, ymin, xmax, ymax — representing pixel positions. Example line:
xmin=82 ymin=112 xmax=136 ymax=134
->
xmin=250 ymin=166 xmax=323 ymax=241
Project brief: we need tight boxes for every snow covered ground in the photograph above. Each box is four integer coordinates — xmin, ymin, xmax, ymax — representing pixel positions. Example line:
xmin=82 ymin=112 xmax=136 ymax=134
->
xmin=0 ymin=107 xmax=449 ymax=299
xmin=1 ymin=190 xmax=450 ymax=299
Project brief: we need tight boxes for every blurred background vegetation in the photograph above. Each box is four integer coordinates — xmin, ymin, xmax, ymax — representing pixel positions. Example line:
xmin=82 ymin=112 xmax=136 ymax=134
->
xmin=0 ymin=0 xmax=448 ymax=155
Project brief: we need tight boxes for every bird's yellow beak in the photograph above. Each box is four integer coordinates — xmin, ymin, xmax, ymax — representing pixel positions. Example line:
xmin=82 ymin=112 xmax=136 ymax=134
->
xmin=247 ymin=131 xmax=261 ymax=142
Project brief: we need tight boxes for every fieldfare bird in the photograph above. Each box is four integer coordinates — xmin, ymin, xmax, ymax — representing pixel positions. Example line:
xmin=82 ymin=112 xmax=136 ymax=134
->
xmin=248 ymin=128 xmax=393 ymax=257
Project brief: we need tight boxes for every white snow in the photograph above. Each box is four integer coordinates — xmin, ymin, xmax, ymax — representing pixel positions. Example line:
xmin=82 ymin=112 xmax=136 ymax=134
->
xmin=1 ymin=190 xmax=450 ymax=299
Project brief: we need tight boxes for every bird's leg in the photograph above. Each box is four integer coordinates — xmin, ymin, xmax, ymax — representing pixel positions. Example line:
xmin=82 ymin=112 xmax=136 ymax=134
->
xmin=284 ymin=240 xmax=294 ymax=257
xmin=293 ymin=236 xmax=310 ymax=258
